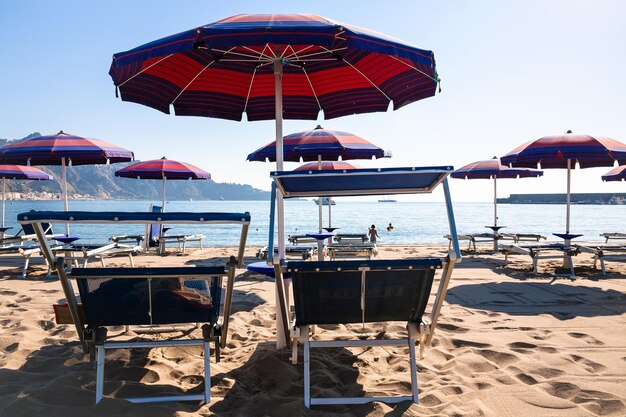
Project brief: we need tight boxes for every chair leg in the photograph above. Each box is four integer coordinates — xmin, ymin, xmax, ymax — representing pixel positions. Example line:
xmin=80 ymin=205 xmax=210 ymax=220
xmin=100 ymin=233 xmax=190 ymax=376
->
xmin=96 ymin=344 xmax=105 ymax=404
xmin=22 ymin=256 xmax=30 ymax=279
xmin=203 ymin=339 xmax=211 ymax=404
xmin=304 ymin=334 xmax=311 ymax=409
xmin=408 ymin=325 xmax=419 ymax=404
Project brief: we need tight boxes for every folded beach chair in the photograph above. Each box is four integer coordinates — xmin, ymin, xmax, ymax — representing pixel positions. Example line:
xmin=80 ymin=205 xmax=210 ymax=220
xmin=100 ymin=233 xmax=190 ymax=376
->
xmin=68 ymin=264 xmax=235 ymax=404
xmin=498 ymin=243 xmax=580 ymax=277
xmin=288 ymin=258 xmax=446 ymax=407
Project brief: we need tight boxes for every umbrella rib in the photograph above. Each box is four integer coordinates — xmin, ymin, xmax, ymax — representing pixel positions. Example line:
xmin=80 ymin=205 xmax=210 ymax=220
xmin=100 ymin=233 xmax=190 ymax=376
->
xmin=337 ymin=53 xmax=391 ymax=102
xmin=171 ymin=60 xmax=216 ymax=105
xmin=389 ymin=55 xmax=440 ymax=84
xmin=211 ymin=48 xmax=272 ymax=62
xmin=299 ymin=66 xmax=323 ymax=113
xmin=243 ymin=67 xmax=258 ymax=114
xmin=118 ymin=54 xmax=174 ymax=87
xmin=284 ymin=47 xmax=348 ymax=61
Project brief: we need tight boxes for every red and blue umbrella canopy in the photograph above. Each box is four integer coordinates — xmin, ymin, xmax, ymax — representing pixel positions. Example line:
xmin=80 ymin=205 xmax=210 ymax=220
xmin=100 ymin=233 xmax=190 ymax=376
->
xmin=501 ymin=131 xmax=626 ymax=169
xmin=501 ymin=131 xmax=626 ymax=239
xmin=602 ymin=165 xmax=626 ymax=182
xmin=115 ymin=157 xmax=211 ymax=209
xmin=451 ymin=158 xmax=543 ymax=229
xmin=295 ymin=161 xmax=360 ymax=171
xmin=247 ymin=125 xmax=389 ymax=162
xmin=0 ymin=165 xmax=53 ymax=181
xmin=451 ymin=158 xmax=543 ymax=179
xmin=0 ymin=165 xmax=53 ymax=228
xmin=108 ymin=14 xmax=439 ymax=122
xmin=0 ymin=131 xmax=134 ymax=166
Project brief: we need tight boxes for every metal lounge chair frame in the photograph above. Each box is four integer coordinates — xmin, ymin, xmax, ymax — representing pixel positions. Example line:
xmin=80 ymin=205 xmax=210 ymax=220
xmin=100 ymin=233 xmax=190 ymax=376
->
xmin=268 ymin=166 xmax=461 ymax=407
xmin=17 ymin=210 xmax=250 ymax=352
xmin=325 ymin=241 xmax=378 ymax=260
xmin=577 ymin=244 xmax=626 ymax=275
xmin=70 ymin=264 xmax=234 ymax=404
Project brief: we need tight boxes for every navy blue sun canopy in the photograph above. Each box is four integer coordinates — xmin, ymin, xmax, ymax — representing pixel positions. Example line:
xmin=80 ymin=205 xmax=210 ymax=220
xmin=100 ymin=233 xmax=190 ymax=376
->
xmin=271 ymin=166 xmax=453 ymax=198
xmin=17 ymin=211 xmax=251 ymax=225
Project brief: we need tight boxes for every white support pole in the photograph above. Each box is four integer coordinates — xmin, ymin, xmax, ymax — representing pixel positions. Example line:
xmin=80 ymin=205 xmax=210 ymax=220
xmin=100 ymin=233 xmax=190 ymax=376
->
xmin=162 ymin=175 xmax=166 ymax=212
xmin=274 ymin=56 xmax=288 ymax=349
xmin=62 ymin=158 xmax=70 ymax=235
xmin=317 ymin=156 xmax=323 ymax=233
xmin=1 ymin=177 xmax=5 ymax=227
xmin=493 ymin=176 xmax=498 ymax=227
xmin=565 ymin=158 xmax=571 ymax=235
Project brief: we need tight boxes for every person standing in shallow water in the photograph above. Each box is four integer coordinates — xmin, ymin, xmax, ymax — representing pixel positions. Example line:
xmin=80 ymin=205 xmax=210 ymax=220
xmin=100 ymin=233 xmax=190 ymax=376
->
xmin=368 ymin=225 xmax=380 ymax=243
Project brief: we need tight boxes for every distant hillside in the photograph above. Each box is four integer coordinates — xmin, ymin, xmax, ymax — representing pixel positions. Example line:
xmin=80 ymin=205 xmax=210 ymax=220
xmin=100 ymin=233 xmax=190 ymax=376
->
xmin=0 ymin=133 xmax=270 ymax=201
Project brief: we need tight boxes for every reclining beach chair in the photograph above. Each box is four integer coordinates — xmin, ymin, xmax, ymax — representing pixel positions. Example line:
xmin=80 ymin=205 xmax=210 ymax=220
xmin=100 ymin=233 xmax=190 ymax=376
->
xmin=288 ymin=258 xmax=447 ymax=407
xmin=67 ymin=263 xmax=235 ymax=404
xmin=269 ymin=166 xmax=461 ymax=407
xmin=600 ymin=232 xmax=626 ymax=243
xmin=0 ymin=222 xmax=62 ymax=246
xmin=499 ymin=232 xmax=547 ymax=243
xmin=17 ymin=210 xmax=250 ymax=404
xmin=256 ymin=245 xmax=317 ymax=260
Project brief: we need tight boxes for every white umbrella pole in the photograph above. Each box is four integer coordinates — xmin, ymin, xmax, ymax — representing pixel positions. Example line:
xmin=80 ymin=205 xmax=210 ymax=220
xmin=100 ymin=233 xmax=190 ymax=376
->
xmin=1 ymin=177 xmax=5 ymax=228
xmin=162 ymin=175 xmax=166 ymax=212
xmin=493 ymin=176 xmax=498 ymax=227
xmin=317 ymin=156 xmax=322 ymax=233
xmin=62 ymin=158 xmax=69 ymax=235
xmin=566 ymin=159 xmax=571 ymax=235
xmin=273 ymin=57 xmax=289 ymax=349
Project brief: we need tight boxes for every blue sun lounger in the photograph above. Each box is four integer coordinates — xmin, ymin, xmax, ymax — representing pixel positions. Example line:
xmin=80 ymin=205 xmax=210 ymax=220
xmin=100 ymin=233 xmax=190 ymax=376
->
xmin=17 ymin=210 xmax=250 ymax=404
xmin=268 ymin=166 xmax=461 ymax=408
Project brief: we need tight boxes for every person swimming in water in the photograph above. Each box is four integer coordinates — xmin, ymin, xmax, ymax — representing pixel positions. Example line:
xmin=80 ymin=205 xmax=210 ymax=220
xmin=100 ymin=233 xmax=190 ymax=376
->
xmin=387 ymin=223 xmax=394 ymax=231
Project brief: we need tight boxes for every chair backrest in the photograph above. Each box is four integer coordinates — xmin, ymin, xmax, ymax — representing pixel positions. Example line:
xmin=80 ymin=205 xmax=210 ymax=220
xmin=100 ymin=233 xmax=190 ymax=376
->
xmin=146 ymin=205 xmax=163 ymax=247
xmin=288 ymin=259 xmax=440 ymax=326
xmin=73 ymin=266 xmax=226 ymax=327
xmin=21 ymin=222 xmax=53 ymax=236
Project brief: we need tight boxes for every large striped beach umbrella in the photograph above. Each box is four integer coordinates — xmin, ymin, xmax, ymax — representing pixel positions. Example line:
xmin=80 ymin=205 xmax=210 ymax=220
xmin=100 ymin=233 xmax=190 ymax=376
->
xmin=602 ymin=165 xmax=626 ymax=182
xmin=0 ymin=131 xmax=134 ymax=234
xmin=115 ymin=157 xmax=211 ymax=210
xmin=451 ymin=158 xmax=543 ymax=229
xmin=0 ymin=165 xmax=53 ymax=228
xmin=501 ymin=130 xmax=626 ymax=241
xmin=108 ymin=13 xmax=438 ymax=347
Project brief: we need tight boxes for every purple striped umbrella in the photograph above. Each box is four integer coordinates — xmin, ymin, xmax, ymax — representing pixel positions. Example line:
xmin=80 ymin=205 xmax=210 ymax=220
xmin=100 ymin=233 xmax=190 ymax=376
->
xmin=115 ymin=157 xmax=211 ymax=210
xmin=247 ymin=126 xmax=389 ymax=162
xmin=602 ymin=165 xmax=626 ymax=182
xmin=451 ymin=158 xmax=543 ymax=229
xmin=0 ymin=165 xmax=53 ymax=227
xmin=0 ymin=131 xmax=134 ymax=215
xmin=501 ymin=130 xmax=626 ymax=238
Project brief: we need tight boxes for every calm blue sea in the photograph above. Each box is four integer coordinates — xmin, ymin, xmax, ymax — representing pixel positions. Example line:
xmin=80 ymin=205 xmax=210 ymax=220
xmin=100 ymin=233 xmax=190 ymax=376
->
xmin=2 ymin=199 xmax=623 ymax=246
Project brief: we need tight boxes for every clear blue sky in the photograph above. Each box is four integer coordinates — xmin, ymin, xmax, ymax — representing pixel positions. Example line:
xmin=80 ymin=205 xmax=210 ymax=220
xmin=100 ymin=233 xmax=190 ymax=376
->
xmin=1 ymin=1 xmax=624 ymax=201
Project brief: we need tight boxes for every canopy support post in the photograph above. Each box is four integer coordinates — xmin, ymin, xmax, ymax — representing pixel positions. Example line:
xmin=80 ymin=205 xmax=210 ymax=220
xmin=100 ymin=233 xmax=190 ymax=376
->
xmin=62 ymin=157 xmax=70 ymax=235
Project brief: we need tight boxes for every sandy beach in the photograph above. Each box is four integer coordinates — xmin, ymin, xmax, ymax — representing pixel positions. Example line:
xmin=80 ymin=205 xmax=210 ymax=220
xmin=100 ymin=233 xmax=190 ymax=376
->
xmin=0 ymin=243 xmax=624 ymax=417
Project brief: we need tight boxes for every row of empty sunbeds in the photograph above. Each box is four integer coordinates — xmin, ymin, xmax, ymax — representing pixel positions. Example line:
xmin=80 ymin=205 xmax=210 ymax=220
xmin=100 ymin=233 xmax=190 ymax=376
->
xmin=446 ymin=231 xmax=626 ymax=276
xmin=256 ymin=233 xmax=378 ymax=261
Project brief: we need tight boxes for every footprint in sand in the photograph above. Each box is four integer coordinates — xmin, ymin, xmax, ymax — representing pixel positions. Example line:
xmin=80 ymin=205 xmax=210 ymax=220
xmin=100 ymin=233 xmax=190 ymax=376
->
xmin=37 ymin=320 xmax=55 ymax=331
xmin=0 ymin=290 xmax=18 ymax=296
xmin=5 ymin=342 xmax=19 ymax=353
xmin=438 ymin=323 xmax=469 ymax=333
xmin=507 ymin=341 xmax=537 ymax=353
xmin=451 ymin=339 xmax=491 ymax=349
xmin=569 ymin=354 xmax=607 ymax=373
xmin=567 ymin=332 xmax=605 ymax=346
